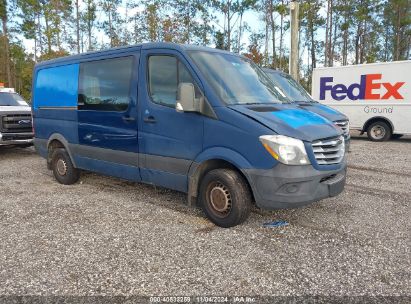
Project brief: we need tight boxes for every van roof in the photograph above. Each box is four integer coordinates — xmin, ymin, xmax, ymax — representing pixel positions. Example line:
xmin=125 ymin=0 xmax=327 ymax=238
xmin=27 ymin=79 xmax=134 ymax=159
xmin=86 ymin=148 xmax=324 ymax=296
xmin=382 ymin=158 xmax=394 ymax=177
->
xmin=35 ymin=42 xmax=237 ymax=68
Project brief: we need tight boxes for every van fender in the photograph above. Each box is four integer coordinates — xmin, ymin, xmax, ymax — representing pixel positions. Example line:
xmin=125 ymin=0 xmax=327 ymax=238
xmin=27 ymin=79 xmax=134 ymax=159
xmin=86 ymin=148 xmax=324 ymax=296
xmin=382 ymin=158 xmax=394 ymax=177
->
xmin=47 ymin=133 xmax=77 ymax=167
xmin=187 ymin=147 xmax=254 ymax=205
xmin=193 ymin=147 xmax=253 ymax=169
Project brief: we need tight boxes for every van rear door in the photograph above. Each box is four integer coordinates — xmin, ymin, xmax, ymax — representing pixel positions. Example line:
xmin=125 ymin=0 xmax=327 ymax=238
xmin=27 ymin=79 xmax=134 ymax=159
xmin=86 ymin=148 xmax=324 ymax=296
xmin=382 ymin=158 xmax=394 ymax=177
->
xmin=76 ymin=54 xmax=141 ymax=181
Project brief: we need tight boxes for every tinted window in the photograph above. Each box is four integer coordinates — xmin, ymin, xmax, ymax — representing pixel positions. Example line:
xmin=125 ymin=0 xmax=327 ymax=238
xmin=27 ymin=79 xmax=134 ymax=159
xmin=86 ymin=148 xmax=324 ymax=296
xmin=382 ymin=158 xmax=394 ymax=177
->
xmin=0 ymin=93 xmax=28 ymax=106
xmin=78 ymin=57 xmax=133 ymax=111
xmin=148 ymin=56 xmax=200 ymax=107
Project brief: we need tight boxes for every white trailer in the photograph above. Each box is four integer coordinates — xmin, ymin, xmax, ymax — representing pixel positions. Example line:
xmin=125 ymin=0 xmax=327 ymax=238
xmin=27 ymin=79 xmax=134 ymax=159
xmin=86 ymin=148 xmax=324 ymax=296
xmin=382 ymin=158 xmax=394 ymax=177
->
xmin=312 ymin=61 xmax=411 ymax=141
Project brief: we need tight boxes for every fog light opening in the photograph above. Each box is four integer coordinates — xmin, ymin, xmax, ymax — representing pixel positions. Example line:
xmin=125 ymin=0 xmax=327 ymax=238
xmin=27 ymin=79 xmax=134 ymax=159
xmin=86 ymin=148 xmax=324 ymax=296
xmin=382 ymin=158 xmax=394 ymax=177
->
xmin=286 ymin=184 xmax=299 ymax=193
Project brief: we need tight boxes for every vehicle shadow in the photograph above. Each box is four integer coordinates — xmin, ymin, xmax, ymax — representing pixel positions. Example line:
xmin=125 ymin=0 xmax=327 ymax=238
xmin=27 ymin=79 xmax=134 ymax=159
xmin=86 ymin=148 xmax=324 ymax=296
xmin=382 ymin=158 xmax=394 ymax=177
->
xmin=79 ymin=171 xmax=324 ymax=230
xmin=0 ymin=145 xmax=345 ymax=230
xmin=350 ymin=134 xmax=411 ymax=143
xmin=0 ymin=145 xmax=35 ymax=157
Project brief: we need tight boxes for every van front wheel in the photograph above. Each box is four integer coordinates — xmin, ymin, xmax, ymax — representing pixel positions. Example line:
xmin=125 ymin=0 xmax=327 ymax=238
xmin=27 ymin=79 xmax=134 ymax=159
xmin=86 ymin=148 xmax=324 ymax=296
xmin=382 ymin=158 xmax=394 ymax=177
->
xmin=51 ymin=148 xmax=80 ymax=185
xmin=199 ymin=169 xmax=252 ymax=228
xmin=366 ymin=121 xmax=392 ymax=142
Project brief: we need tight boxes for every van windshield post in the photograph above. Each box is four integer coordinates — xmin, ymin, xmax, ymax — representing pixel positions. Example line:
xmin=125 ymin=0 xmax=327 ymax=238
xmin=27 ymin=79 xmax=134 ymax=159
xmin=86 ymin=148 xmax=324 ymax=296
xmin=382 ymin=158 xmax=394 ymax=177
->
xmin=188 ymin=51 xmax=290 ymax=105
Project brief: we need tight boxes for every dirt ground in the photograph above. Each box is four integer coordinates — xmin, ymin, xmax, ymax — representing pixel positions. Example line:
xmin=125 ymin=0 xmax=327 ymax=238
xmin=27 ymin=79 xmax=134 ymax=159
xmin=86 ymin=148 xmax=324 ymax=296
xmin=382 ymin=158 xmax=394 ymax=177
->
xmin=0 ymin=135 xmax=409 ymax=300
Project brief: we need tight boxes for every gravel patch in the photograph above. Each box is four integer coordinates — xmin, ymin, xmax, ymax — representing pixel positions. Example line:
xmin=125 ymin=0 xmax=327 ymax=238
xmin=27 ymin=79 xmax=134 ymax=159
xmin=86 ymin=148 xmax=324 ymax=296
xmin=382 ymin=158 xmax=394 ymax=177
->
xmin=0 ymin=135 xmax=410 ymax=299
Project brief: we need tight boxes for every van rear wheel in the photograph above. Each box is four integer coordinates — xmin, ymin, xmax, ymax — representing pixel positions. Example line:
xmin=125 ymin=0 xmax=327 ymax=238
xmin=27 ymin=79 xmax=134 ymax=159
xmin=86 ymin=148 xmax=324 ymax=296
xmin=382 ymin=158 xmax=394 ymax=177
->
xmin=199 ymin=169 xmax=251 ymax=228
xmin=51 ymin=148 xmax=80 ymax=185
xmin=366 ymin=121 xmax=392 ymax=142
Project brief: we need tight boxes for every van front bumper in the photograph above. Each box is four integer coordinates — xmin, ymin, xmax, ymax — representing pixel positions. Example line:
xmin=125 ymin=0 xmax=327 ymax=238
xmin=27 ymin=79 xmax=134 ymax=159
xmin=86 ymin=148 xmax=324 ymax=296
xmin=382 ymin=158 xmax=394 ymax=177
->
xmin=244 ymin=160 xmax=347 ymax=209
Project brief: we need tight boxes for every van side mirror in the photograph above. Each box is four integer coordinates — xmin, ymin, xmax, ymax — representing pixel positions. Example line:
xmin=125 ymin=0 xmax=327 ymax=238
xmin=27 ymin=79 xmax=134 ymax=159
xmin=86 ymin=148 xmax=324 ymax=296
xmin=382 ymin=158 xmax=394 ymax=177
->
xmin=176 ymin=83 xmax=198 ymax=112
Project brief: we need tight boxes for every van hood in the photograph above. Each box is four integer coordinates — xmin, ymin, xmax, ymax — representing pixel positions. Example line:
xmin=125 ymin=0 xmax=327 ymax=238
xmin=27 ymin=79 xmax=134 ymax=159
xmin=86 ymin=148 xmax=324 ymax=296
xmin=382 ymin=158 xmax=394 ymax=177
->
xmin=296 ymin=102 xmax=347 ymax=122
xmin=0 ymin=105 xmax=31 ymax=113
xmin=229 ymin=104 xmax=342 ymax=142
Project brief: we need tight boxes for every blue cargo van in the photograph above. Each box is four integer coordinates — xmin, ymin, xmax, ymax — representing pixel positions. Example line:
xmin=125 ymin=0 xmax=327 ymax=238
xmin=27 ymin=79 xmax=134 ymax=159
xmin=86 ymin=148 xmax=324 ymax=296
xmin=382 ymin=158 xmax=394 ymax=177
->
xmin=263 ymin=68 xmax=350 ymax=146
xmin=33 ymin=43 xmax=347 ymax=227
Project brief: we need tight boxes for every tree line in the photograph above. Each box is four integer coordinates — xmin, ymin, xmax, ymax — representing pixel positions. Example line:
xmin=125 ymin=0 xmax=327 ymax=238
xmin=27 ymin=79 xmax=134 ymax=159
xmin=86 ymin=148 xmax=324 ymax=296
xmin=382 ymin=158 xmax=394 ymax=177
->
xmin=0 ymin=0 xmax=410 ymax=100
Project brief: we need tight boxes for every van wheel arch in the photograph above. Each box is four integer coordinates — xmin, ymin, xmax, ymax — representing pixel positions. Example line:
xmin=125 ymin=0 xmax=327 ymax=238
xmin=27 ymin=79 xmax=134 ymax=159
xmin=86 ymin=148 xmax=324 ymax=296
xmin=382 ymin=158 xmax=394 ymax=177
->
xmin=188 ymin=159 xmax=255 ymax=206
xmin=47 ymin=136 xmax=76 ymax=169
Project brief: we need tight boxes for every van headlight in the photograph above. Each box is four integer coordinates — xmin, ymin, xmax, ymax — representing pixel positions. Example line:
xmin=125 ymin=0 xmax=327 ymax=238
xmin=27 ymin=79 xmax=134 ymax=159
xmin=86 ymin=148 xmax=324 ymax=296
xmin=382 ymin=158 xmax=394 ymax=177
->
xmin=259 ymin=135 xmax=311 ymax=165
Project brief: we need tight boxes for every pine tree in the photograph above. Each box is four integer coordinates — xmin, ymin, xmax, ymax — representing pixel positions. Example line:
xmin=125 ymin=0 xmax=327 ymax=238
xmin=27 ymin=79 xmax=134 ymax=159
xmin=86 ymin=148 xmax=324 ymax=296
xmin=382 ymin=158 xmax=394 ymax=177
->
xmin=0 ymin=0 xmax=12 ymax=86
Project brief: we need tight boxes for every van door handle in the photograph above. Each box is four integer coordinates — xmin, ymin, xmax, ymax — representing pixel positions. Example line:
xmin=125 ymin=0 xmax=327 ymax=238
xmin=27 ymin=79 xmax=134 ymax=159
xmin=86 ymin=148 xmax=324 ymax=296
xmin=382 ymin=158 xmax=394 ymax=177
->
xmin=143 ymin=116 xmax=157 ymax=123
xmin=122 ymin=116 xmax=136 ymax=122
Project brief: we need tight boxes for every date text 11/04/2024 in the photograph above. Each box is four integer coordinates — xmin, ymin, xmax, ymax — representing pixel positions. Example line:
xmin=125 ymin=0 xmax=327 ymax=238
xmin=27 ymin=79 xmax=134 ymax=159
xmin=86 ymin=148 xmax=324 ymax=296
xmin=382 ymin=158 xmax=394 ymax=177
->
xmin=149 ymin=296 xmax=256 ymax=303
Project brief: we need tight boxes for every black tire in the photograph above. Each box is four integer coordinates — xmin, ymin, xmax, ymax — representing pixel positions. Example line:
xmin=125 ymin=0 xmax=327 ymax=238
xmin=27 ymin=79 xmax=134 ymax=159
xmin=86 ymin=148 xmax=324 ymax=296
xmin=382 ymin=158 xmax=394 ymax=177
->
xmin=366 ymin=121 xmax=392 ymax=142
xmin=391 ymin=134 xmax=403 ymax=139
xmin=51 ymin=148 xmax=80 ymax=185
xmin=199 ymin=169 xmax=252 ymax=228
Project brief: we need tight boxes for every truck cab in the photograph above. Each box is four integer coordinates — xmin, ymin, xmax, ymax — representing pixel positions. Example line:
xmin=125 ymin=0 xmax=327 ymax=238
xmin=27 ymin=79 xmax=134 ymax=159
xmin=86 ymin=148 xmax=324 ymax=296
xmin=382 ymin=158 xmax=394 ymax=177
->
xmin=33 ymin=43 xmax=347 ymax=227
xmin=263 ymin=68 xmax=350 ymax=146
xmin=0 ymin=88 xmax=33 ymax=147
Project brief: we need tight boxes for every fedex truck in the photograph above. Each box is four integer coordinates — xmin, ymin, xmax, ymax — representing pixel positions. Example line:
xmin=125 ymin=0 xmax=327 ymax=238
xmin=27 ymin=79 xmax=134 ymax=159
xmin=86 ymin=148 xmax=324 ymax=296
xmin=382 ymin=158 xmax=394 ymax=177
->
xmin=312 ymin=61 xmax=410 ymax=141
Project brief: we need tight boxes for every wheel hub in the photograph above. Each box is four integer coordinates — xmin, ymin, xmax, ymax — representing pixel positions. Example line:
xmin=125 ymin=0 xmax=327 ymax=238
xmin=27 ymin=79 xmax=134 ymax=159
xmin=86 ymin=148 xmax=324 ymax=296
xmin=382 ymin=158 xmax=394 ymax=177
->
xmin=56 ymin=159 xmax=68 ymax=176
xmin=209 ymin=183 xmax=232 ymax=213
xmin=371 ymin=125 xmax=386 ymax=139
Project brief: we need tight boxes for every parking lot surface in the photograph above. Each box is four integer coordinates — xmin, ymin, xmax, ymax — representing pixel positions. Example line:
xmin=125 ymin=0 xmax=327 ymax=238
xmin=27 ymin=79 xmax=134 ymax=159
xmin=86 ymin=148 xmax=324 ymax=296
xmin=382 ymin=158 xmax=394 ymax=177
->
xmin=0 ymin=135 xmax=410 ymax=298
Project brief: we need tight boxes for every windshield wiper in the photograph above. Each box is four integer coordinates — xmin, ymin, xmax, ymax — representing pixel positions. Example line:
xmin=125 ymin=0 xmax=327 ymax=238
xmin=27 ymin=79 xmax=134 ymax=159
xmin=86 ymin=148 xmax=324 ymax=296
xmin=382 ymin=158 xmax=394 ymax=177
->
xmin=294 ymin=100 xmax=316 ymax=104
xmin=239 ymin=102 xmax=283 ymax=105
xmin=244 ymin=102 xmax=272 ymax=105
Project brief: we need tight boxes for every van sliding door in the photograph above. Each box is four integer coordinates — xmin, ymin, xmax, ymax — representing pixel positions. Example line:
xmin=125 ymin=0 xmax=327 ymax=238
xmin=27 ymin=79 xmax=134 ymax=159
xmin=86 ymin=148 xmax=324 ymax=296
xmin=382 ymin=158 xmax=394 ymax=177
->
xmin=75 ymin=54 xmax=141 ymax=181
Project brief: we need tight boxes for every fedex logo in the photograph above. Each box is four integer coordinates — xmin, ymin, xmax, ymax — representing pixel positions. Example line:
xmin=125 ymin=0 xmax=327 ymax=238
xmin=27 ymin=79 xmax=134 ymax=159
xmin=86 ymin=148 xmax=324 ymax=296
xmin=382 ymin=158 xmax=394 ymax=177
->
xmin=320 ymin=74 xmax=405 ymax=101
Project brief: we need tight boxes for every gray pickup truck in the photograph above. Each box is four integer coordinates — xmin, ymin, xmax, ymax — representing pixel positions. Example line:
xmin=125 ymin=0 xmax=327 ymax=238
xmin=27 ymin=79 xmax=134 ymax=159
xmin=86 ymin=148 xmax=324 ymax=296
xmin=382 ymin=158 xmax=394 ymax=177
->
xmin=0 ymin=89 xmax=33 ymax=147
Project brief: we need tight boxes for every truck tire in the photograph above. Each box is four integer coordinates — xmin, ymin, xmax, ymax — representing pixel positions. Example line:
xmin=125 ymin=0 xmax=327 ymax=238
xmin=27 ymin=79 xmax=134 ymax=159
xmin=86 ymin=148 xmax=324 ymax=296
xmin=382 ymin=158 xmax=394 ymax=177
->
xmin=199 ymin=169 xmax=252 ymax=228
xmin=366 ymin=121 xmax=392 ymax=142
xmin=51 ymin=148 xmax=80 ymax=185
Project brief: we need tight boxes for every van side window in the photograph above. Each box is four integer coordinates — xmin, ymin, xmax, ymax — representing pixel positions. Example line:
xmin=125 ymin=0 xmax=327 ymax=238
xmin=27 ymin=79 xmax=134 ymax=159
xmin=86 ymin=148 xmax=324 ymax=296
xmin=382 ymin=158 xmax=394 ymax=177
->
xmin=78 ymin=57 xmax=133 ymax=111
xmin=148 ymin=55 xmax=200 ymax=107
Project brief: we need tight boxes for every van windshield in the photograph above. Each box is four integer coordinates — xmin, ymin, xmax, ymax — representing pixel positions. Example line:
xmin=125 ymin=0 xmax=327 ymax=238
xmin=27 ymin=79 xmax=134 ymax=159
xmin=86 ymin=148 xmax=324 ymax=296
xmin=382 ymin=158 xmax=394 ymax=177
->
xmin=188 ymin=51 xmax=289 ymax=105
xmin=266 ymin=71 xmax=315 ymax=103
xmin=0 ymin=92 xmax=29 ymax=106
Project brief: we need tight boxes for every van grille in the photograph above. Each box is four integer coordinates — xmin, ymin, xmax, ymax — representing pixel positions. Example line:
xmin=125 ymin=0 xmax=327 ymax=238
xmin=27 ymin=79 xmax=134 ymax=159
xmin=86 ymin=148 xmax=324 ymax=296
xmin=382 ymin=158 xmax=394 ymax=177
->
xmin=0 ymin=114 xmax=32 ymax=133
xmin=334 ymin=120 xmax=349 ymax=137
xmin=312 ymin=136 xmax=345 ymax=165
